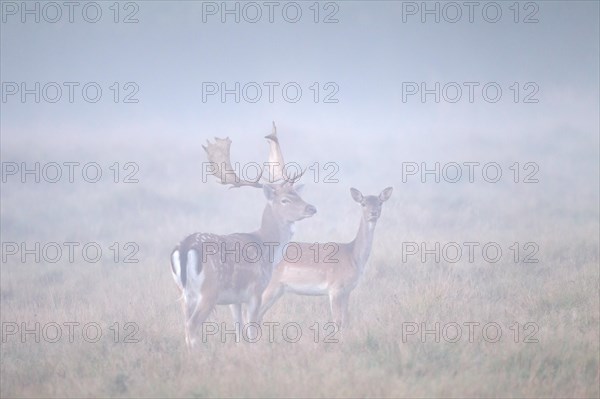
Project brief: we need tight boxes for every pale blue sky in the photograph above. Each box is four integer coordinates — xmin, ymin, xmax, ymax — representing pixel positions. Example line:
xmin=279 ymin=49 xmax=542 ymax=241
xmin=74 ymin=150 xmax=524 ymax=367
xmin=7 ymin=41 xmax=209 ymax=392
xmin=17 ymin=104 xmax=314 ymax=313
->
xmin=1 ymin=1 xmax=598 ymax=175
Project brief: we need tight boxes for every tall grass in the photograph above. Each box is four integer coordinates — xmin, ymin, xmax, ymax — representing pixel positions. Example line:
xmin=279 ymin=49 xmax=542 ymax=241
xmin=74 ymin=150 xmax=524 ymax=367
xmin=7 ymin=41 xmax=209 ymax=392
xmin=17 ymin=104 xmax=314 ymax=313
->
xmin=1 ymin=131 xmax=598 ymax=397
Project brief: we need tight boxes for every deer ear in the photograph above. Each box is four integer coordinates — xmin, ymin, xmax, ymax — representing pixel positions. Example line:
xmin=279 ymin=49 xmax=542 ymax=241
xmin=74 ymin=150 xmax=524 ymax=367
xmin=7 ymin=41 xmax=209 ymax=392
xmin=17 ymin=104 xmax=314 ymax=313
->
xmin=294 ymin=184 xmax=304 ymax=195
xmin=350 ymin=188 xmax=363 ymax=203
xmin=263 ymin=184 xmax=276 ymax=202
xmin=379 ymin=187 xmax=393 ymax=202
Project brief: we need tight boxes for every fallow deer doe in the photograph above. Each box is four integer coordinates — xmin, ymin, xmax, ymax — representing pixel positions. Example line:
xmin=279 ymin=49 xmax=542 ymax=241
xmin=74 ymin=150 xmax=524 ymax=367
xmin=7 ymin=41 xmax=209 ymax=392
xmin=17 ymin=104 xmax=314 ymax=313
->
xmin=259 ymin=187 xmax=393 ymax=328
xmin=170 ymin=129 xmax=316 ymax=348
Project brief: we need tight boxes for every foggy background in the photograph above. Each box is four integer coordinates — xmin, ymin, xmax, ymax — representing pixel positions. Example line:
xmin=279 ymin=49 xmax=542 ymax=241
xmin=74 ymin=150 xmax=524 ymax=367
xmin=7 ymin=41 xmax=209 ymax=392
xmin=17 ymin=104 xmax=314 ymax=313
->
xmin=1 ymin=1 xmax=598 ymax=397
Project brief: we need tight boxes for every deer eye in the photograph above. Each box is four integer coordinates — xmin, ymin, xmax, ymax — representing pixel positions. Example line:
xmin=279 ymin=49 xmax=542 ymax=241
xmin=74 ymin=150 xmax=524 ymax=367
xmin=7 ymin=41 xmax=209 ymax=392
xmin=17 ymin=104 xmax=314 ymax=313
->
xmin=281 ymin=198 xmax=291 ymax=205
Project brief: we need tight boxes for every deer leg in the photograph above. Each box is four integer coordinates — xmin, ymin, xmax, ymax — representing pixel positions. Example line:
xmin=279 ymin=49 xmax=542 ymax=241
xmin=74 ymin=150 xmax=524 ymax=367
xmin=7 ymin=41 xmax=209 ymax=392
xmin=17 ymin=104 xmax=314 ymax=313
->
xmin=183 ymin=249 xmax=218 ymax=349
xmin=258 ymin=282 xmax=285 ymax=323
xmin=244 ymin=293 xmax=263 ymax=341
xmin=182 ymin=292 xmax=203 ymax=349
xmin=181 ymin=299 xmax=195 ymax=350
xmin=229 ymin=303 xmax=243 ymax=341
xmin=329 ymin=291 xmax=349 ymax=329
xmin=340 ymin=292 xmax=351 ymax=327
xmin=186 ymin=297 xmax=217 ymax=349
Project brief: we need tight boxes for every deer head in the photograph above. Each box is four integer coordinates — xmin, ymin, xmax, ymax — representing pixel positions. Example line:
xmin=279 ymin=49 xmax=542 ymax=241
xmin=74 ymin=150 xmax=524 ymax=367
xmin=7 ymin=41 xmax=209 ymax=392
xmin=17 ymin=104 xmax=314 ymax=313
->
xmin=350 ymin=187 xmax=393 ymax=222
xmin=263 ymin=181 xmax=316 ymax=224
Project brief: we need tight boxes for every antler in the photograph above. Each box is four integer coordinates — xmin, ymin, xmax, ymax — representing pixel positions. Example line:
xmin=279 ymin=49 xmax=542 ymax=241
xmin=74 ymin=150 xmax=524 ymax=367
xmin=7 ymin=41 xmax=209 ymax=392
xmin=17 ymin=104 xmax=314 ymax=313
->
xmin=264 ymin=121 xmax=287 ymax=183
xmin=285 ymin=167 xmax=305 ymax=185
xmin=202 ymin=137 xmax=264 ymax=188
xmin=264 ymin=121 xmax=306 ymax=185
xmin=203 ymin=123 xmax=306 ymax=189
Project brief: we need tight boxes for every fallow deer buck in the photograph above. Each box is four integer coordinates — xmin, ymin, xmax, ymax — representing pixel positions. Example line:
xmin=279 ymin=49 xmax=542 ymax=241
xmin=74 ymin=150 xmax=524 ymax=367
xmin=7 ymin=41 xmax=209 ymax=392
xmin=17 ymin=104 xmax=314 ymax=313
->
xmin=170 ymin=130 xmax=316 ymax=348
xmin=258 ymin=187 xmax=393 ymax=328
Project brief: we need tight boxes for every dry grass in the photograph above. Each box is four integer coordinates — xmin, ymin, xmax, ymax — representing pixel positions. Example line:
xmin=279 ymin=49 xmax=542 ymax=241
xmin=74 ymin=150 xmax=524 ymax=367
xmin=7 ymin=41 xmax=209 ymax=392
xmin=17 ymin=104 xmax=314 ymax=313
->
xmin=1 ymin=132 xmax=598 ymax=398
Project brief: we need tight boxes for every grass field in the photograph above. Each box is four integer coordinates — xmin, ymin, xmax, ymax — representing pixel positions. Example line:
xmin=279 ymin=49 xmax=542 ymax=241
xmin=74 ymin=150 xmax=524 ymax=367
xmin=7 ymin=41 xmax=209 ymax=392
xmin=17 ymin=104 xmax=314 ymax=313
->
xmin=1 ymin=128 xmax=598 ymax=398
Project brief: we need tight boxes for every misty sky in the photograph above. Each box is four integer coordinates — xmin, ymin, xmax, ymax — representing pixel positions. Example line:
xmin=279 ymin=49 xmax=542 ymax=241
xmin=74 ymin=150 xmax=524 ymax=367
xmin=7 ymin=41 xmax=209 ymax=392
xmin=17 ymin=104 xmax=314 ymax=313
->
xmin=1 ymin=1 xmax=598 ymax=185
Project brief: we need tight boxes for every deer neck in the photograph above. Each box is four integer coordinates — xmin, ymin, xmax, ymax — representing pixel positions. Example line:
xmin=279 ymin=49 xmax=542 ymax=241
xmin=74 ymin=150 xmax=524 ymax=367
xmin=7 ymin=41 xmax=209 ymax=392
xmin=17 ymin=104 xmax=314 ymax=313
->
xmin=351 ymin=216 xmax=377 ymax=271
xmin=257 ymin=203 xmax=294 ymax=264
